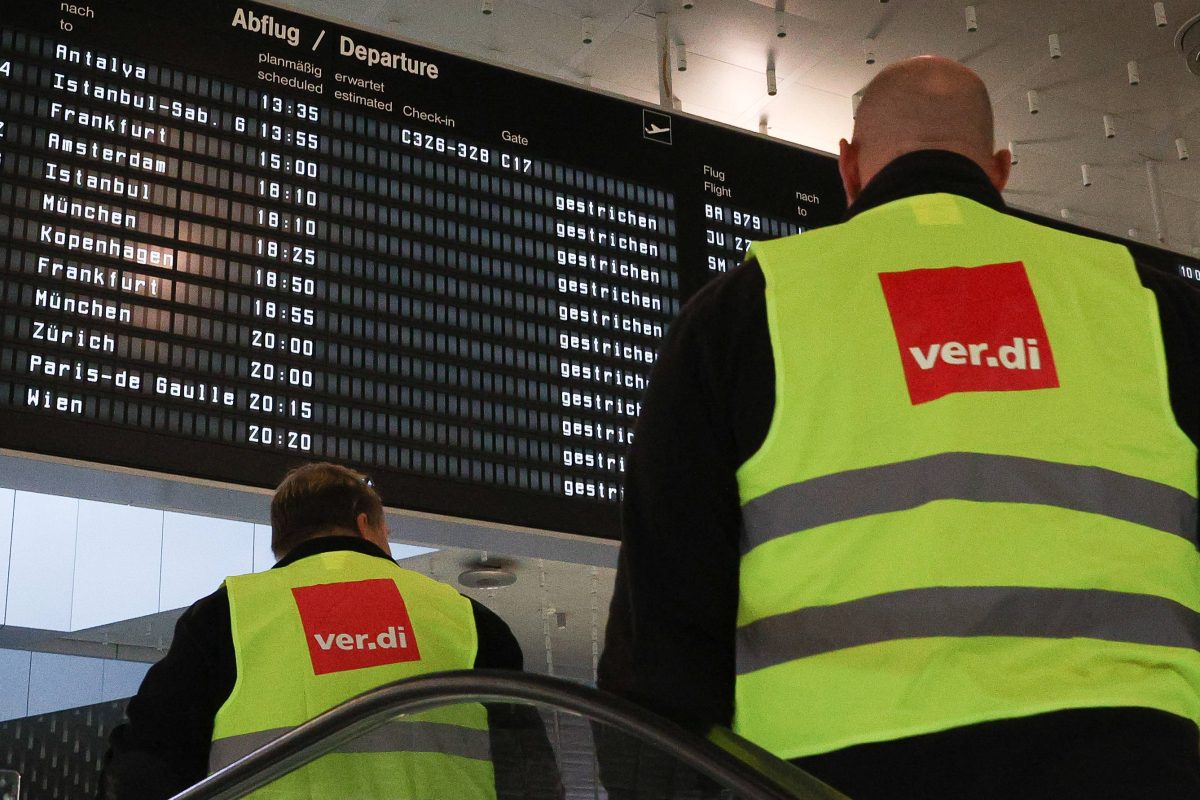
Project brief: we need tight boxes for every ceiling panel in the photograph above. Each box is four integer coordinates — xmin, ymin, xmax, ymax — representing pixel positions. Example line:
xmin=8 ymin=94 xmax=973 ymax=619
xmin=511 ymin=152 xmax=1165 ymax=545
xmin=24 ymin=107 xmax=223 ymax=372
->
xmin=277 ymin=0 xmax=1200 ymax=251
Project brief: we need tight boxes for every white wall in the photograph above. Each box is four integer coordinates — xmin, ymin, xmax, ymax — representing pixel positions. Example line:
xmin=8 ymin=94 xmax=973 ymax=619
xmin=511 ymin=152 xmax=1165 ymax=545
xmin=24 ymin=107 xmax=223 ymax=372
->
xmin=0 ymin=649 xmax=151 ymax=721
xmin=0 ymin=489 xmax=13 ymax=625
xmin=1 ymin=491 xmax=261 ymax=632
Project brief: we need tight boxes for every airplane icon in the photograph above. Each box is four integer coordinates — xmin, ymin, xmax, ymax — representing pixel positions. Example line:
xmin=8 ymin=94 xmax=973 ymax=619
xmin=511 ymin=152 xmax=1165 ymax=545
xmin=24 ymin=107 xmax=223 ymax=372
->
xmin=642 ymin=109 xmax=673 ymax=144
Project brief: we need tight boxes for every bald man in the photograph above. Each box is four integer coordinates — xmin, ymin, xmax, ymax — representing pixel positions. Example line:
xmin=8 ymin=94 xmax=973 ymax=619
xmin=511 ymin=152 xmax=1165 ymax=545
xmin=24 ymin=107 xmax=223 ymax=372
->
xmin=598 ymin=57 xmax=1200 ymax=798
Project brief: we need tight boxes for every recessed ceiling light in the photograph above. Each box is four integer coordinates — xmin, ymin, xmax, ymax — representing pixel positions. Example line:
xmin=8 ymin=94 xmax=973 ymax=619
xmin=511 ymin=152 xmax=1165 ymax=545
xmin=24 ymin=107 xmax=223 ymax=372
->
xmin=459 ymin=567 xmax=516 ymax=589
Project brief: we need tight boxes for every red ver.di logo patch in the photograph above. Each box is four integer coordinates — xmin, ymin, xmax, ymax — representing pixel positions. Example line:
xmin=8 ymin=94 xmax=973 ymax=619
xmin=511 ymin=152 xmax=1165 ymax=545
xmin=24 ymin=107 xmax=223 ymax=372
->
xmin=878 ymin=261 xmax=1059 ymax=405
xmin=292 ymin=578 xmax=421 ymax=675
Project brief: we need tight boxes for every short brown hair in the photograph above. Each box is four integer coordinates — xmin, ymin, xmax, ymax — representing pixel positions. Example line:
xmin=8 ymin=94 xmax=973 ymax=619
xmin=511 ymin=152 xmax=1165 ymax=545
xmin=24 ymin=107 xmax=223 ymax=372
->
xmin=270 ymin=463 xmax=385 ymax=557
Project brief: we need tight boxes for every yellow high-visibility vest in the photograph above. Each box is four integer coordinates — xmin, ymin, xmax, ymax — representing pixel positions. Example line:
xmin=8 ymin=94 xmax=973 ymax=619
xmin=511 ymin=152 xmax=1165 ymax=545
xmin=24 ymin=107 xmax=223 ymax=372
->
xmin=210 ymin=549 xmax=494 ymax=799
xmin=735 ymin=193 xmax=1200 ymax=759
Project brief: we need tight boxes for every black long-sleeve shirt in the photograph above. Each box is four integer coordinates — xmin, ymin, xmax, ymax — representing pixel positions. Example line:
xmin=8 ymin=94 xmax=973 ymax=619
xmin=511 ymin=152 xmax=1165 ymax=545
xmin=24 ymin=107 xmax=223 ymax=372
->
xmin=597 ymin=150 xmax=1200 ymax=798
xmin=101 ymin=535 xmax=558 ymax=800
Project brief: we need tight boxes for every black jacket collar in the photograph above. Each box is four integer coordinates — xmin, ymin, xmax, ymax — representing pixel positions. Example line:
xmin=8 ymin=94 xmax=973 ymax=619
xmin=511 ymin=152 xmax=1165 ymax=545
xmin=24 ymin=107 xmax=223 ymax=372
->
xmin=846 ymin=149 xmax=1006 ymax=220
xmin=273 ymin=535 xmax=394 ymax=569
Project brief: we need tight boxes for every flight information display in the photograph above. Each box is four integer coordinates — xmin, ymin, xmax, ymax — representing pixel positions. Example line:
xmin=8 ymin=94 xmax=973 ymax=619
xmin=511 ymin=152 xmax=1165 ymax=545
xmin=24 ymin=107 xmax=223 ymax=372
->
xmin=0 ymin=0 xmax=844 ymax=537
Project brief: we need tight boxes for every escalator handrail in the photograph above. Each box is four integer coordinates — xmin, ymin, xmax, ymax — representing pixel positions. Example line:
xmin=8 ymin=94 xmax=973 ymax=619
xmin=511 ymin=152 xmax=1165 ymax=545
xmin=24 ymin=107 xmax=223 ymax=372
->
xmin=169 ymin=669 xmax=844 ymax=800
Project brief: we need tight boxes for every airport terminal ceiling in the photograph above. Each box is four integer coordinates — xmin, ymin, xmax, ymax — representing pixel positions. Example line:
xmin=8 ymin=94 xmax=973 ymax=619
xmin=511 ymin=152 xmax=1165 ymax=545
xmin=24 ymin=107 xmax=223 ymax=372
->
xmin=278 ymin=0 xmax=1200 ymax=256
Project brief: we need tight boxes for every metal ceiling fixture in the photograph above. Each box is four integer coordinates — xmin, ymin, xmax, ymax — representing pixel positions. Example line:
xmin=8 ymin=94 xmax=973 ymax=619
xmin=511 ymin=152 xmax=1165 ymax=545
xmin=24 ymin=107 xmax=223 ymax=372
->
xmin=458 ymin=558 xmax=517 ymax=589
xmin=1176 ymin=13 xmax=1200 ymax=76
xmin=1145 ymin=160 xmax=1167 ymax=243
xmin=458 ymin=566 xmax=516 ymax=588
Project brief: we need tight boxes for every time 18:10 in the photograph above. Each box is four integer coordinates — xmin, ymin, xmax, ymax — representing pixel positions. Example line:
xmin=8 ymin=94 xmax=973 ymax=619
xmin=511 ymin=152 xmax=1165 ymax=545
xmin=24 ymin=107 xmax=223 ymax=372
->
xmin=258 ymin=179 xmax=319 ymax=208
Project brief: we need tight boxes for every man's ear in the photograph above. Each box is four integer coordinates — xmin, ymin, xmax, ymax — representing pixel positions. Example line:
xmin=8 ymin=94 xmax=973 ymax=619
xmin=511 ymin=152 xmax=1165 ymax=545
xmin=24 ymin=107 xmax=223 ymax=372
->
xmin=839 ymin=138 xmax=863 ymax=205
xmin=988 ymin=148 xmax=1013 ymax=192
xmin=356 ymin=512 xmax=393 ymax=556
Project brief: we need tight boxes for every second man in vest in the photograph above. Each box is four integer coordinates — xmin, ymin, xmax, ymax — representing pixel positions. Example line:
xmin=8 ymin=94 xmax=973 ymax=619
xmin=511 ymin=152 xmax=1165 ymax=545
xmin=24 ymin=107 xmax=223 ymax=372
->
xmin=101 ymin=462 xmax=560 ymax=799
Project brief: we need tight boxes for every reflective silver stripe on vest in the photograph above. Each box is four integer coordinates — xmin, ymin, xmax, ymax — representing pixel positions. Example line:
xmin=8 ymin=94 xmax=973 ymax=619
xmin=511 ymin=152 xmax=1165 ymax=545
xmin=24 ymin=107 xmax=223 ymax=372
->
xmin=740 ymin=452 xmax=1198 ymax=555
xmin=736 ymin=585 xmax=1200 ymax=675
xmin=209 ymin=720 xmax=492 ymax=772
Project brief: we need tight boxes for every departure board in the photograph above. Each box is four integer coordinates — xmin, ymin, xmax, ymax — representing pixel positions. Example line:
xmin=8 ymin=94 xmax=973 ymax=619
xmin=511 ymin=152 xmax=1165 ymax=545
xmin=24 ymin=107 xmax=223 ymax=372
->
xmin=0 ymin=0 xmax=844 ymax=537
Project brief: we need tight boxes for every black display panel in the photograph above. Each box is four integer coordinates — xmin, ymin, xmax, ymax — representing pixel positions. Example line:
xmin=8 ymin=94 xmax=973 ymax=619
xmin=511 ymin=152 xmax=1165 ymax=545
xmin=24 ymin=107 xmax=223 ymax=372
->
xmin=0 ymin=0 xmax=844 ymax=537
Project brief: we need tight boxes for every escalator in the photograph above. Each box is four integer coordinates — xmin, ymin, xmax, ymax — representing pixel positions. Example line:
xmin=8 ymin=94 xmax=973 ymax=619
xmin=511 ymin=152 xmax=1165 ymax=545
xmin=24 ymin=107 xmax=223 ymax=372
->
xmin=166 ymin=671 xmax=847 ymax=800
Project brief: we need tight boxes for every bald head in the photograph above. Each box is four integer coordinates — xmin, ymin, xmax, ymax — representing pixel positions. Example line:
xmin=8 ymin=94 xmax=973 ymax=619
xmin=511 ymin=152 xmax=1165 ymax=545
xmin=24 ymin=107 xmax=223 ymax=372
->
xmin=839 ymin=56 xmax=1010 ymax=203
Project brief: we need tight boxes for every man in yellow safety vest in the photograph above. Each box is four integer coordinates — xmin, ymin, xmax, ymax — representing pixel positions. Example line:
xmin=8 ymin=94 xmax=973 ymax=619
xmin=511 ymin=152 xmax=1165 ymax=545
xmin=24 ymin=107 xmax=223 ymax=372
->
xmin=101 ymin=462 xmax=559 ymax=799
xmin=599 ymin=56 xmax=1200 ymax=799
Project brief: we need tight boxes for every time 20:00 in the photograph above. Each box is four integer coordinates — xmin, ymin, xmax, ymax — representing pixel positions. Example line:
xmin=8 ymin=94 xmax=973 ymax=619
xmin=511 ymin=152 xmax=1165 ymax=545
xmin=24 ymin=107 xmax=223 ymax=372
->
xmin=250 ymin=329 xmax=315 ymax=356
xmin=250 ymin=361 xmax=314 ymax=387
